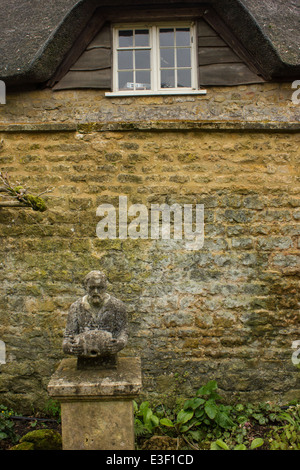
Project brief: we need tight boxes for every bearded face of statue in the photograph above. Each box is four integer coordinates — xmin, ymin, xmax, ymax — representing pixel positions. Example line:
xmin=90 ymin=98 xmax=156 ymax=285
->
xmin=86 ymin=274 xmax=107 ymax=307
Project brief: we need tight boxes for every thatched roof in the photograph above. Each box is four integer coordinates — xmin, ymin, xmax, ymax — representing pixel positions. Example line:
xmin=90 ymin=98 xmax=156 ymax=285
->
xmin=0 ymin=0 xmax=299 ymax=85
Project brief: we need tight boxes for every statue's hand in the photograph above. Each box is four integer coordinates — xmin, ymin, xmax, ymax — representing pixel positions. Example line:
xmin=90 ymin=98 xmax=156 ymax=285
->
xmin=70 ymin=343 xmax=84 ymax=355
xmin=106 ymin=339 xmax=121 ymax=355
xmin=63 ymin=334 xmax=85 ymax=356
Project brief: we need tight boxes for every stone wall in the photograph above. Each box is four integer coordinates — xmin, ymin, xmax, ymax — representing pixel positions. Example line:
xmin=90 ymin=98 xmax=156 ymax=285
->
xmin=0 ymin=83 xmax=299 ymax=412
xmin=0 ymin=83 xmax=299 ymax=124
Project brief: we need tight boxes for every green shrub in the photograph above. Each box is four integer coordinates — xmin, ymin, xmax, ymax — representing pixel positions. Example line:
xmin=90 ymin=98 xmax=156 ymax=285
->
xmin=134 ymin=380 xmax=299 ymax=450
xmin=268 ymin=405 xmax=300 ymax=450
xmin=0 ymin=405 xmax=18 ymax=444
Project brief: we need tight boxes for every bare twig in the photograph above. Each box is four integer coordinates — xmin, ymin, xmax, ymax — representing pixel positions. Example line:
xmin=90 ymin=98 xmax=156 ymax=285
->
xmin=0 ymin=171 xmax=48 ymax=212
xmin=181 ymin=434 xmax=200 ymax=450
xmin=0 ymin=201 xmax=28 ymax=207
xmin=37 ymin=187 xmax=55 ymax=197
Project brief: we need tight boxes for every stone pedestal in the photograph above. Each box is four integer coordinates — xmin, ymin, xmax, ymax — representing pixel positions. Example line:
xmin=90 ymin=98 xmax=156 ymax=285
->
xmin=48 ymin=357 xmax=142 ymax=450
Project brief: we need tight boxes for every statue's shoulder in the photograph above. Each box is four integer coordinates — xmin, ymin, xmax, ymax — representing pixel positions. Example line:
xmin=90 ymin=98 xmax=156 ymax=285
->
xmin=69 ymin=296 xmax=86 ymax=313
xmin=106 ymin=294 xmax=126 ymax=312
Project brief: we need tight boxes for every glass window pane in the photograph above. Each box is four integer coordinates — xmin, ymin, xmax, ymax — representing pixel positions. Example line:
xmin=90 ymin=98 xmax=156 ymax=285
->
xmin=176 ymin=28 xmax=190 ymax=46
xmin=159 ymin=28 xmax=174 ymax=47
xmin=161 ymin=69 xmax=175 ymax=88
xmin=135 ymin=29 xmax=149 ymax=47
xmin=135 ymin=49 xmax=150 ymax=70
xmin=119 ymin=30 xmax=133 ymax=48
xmin=136 ymin=70 xmax=151 ymax=90
xmin=177 ymin=48 xmax=191 ymax=68
xmin=118 ymin=50 xmax=133 ymax=70
xmin=177 ymin=69 xmax=191 ymax=88
xmin=160 ymin=48 xmax=174 ymax=68
xmin=118 ymin=71 xmax=134 ymax=90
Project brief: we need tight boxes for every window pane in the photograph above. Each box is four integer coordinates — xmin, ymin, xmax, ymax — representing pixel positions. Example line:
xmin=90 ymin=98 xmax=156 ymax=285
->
xmin=118 ymin=50 xmax=133 ymax=70
xmin=136 ymin=70 xmax=151 ymax=90
xmin=116 ymin=25 xmax=194 ymax=92
xmin=119 ymin=30 xmax=133 ymax=48
xmin=135 ymin=49 xmax=150 ymax=70
xmin=177 ymin=48 xmax=191 ymax=68
xmin=176 ymin=28 xmax=190 ymax=46
xmin=118 ymin=71 xmax=134 ymax=90
xmin=159 ymin=28 xmax=174 ymax=47
xmin=160 ymin=48 xmax=174 ymax=68
xmin=161 ymin=69 xmax=175 ymax=88
xmin=135 ymin=29 xmax=149 ymax=47
xmin=177 ymin=69 xmax=191 ymax=88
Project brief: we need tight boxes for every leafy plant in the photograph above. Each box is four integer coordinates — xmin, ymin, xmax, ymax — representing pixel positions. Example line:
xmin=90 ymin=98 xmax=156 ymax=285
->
xmin=134 ymin=381 xmax=299 ymax=451
xmin=268 ymin=405 xmax=300 ymax=450
xmin=44 ymin=399 xmax=61 ymax=423
xmin=210 ymin=437 xmax=264 ymax=451
xmin=154 ymin=380 xmax=238 ymax=449
xmin=0 ymin=405 xmax=18 ymax=443
xmin=160 ymin=380 xmax=234 ymax=434
xmin=134 ymin=401 xmax=160 ymax=437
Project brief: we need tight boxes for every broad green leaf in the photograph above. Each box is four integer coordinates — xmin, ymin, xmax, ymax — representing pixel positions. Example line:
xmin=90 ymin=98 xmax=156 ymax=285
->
xmin=214 ymin=439 xmax=229 ymax=450
xmin=188 ymin=430 xmax=202 ymax=441
xmin=235 ymin=404 xmax=244 ymax=412
xmin=210 ymin=442 xmax=220 ymax=450
xmin=234 ymin=444 xmax=247 ymax=450
xmin=183 ymin=399 xmax=195 ymax=410
xmin=197 ymin=380 xmax=218 ymax=396
xmin=250 ymin=438 xmax=264 ymax=449
xmin=183 ymin=398 xmax=205 ymax=410
xmin=176 ymin=409 xmax=194 ymax=424
xmin=160 ymin=418 xmax=174 ymax=427
xmin=133 ymin=400 xmax=138 ymax=412
xmin=237 ymin=415 xmax=247 ymax=424
xmin=150 ymin=415 xmax=159 ymax=427
xmin=205 ymin=401 xmax=218 ymax=419
xmin=139 ymin=401 xmax=150 ymax=412
xmin=0 ymin=432 xmax=8 ymax=439
xmin=215 ymin=411 xmax=234 ymax=429
xmin=192 ymin=398 xmax=205 ymax=409
xmin=180 ymin=425 xmax=190 ymax=433
xmin=143 ymin=408 xmax=153 ymax=424
xmin=195 ymin=408 xmax=205 ymax=419
xmin=144 ymin=423 xmax=153 ymax=432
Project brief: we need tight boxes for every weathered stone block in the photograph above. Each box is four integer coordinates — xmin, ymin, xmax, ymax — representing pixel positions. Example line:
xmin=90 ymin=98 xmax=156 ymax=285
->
xmin=48 ymin=357 xmax=142 ymax=450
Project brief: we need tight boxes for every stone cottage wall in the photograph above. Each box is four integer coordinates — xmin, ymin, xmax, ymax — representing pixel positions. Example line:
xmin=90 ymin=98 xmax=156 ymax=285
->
xmin=0 ymin=83 xmax=299 ymax=412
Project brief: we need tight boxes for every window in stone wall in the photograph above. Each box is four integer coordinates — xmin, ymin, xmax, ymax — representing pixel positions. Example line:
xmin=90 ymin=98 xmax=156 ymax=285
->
xmin=107 ymin=23 xmax=206 ymax=96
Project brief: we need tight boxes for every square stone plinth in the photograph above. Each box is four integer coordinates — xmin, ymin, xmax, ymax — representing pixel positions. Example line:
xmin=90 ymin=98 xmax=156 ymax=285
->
xmin=48 ymin=357 xmax=142 ymax=450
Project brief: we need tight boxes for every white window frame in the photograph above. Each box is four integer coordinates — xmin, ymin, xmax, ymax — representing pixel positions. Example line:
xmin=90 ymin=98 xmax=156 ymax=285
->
xmin=106 ymin=22 xmax=206 ymax=97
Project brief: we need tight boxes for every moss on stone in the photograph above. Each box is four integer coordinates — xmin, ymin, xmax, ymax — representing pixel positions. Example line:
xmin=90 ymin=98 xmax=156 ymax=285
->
xmin=5 ymin=183 xmax=47 ymax=212
xmin=22 ymin=194 xmax=47 ymax=212
xmin=10 ymin=441 xmax=35 ymax=450
xmin=18 ymin=429 xmax=62 ymax=450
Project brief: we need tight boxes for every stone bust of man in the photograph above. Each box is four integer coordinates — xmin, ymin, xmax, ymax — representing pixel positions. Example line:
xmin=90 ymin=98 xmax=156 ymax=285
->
xmin=62 ymin=270 xmax=128 ymax=368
